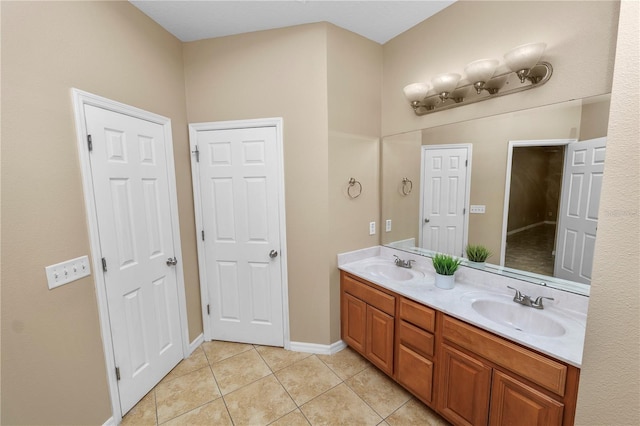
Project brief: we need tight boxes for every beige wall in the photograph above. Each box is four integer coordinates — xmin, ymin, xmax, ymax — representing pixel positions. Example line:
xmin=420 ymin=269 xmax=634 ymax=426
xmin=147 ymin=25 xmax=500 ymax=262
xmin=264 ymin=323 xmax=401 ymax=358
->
xmin=327 ymin=25 xmax=382 ymax=342
xmin=183 ymin=24 xmax=333 ymax=344
xmin=382 ymin=0 xmax=619 ymax=136
xmin=579 ymin=97 xmax=611 ymax=140
xmin=0 ymin=1 xmax=196 ymax=424
xmin=576 ymin=1 xmax=640 ymax=423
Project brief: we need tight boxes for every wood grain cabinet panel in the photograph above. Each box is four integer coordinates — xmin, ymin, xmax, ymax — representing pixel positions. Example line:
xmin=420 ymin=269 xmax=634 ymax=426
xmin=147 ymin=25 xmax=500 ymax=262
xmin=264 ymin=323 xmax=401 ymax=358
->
xmin=490 ymin=370 xmax=564 ymax=426
xmin=366 ymin=305 xmax=395 ymax=375
xmin=397 ymin=343 xmax=434 ymax=404
xmin=342 ymin=292 xmax=366 ymax=354
xmin=399 ymin=297 xmax=436 ymax=332
xmin=439 ymin=344 xmax=491 ymax=426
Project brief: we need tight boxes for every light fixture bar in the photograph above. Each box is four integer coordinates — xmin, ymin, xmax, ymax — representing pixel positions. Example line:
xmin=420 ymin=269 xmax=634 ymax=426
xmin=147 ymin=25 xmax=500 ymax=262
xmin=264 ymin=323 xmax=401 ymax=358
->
xmin=409 ymin=62 xmax=553 ymax=116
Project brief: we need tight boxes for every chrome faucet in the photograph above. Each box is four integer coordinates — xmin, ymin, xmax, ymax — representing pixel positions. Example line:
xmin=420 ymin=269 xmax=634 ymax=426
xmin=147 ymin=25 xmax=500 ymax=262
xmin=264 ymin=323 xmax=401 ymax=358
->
xmin=507 ymin=286 xmax=554 ymax=309
xmin=393 ymin=255 xmax=415 ymax=269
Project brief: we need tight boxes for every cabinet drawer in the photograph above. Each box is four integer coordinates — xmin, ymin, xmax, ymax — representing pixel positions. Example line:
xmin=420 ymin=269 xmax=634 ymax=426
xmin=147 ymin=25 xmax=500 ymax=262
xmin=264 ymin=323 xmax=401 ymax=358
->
xmin=398 ymin=320 xmax=434 ymax=358
xmin=343 ymin=274 xmax=395 ymax=316
xmin=399 ymin=297 xmax=435 ymax=332
xmin=442 ymin=315 xmax=567 ymax=396
xmin=397 ymin=344 xmax=433 ymax=404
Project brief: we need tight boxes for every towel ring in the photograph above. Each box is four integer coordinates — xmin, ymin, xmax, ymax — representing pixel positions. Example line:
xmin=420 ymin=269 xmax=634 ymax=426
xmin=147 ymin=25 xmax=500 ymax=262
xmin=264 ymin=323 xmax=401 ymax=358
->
xmin=347 ymin=177 xmax=362 ymax=199
xmin=401 ymin=177 xmax=413 ymax=195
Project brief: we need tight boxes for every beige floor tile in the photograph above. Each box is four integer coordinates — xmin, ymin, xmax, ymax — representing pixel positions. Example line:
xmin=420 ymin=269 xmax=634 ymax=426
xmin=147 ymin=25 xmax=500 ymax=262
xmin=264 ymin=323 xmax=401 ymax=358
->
xmin=202 ymin=340 xmax=253 ymax=364
xmin=386 ymin=399 xmax=450 ymax=426
xmin=255 ymin=345 xmax=311 ymax=371
xmin=160 ymin=346 xmax=209 ymax=384
xmin=270 ymin=409 xmax=310 ymax=426
xmin=317 ymin=346 xmax=371 ymax=380
xmin=346 ymin=366 xmax=411 ymax=418
xmin=211 ymin=348 xmax=272 ymax=395
xmin=300 ymin=383 xmax=382 ymax=426
xmin=155 ymin=366 xmax=221 ymax=423
xmin=122 ymin=390 xmax=157 ymax=426
xmin=224 ymin=375 xmax=297 ymax=425
xmin=275 ymin=355 xmax=342 ymax=405
xmin=161 ymin=398 xmax=232 ymax=426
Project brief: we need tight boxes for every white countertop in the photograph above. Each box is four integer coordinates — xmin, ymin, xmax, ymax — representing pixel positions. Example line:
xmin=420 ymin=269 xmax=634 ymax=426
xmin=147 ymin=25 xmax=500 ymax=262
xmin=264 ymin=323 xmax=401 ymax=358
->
xmin=338 ymin=246 xmax=588 ymax=368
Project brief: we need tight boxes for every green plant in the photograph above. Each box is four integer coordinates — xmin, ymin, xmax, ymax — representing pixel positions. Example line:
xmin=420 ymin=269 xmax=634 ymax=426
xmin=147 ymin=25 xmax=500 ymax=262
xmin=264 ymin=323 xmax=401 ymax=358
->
xmin=432 ymin=253 xmax=462 ymax=276
xmin=465 ymin=244 xmax=492 ymax=262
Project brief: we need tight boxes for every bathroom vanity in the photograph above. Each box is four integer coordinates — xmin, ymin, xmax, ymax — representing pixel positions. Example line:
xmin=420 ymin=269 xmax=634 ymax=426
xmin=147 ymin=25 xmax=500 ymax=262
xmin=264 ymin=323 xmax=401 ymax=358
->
xmin=338 ymin=247 xmax=587 ymax=426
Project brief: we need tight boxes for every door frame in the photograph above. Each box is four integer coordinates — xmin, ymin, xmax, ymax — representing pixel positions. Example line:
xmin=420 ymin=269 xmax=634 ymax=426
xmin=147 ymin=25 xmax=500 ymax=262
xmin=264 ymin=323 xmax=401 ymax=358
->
xmin=419 ymin=144 xmax=472 ymax=256
xmin=500 ymin=139 xmax=575 ymax=266
xmin=72 ymin=88 xmax=189 ymax=422
xmin=188 ymin=118 xmax=290 ymax=349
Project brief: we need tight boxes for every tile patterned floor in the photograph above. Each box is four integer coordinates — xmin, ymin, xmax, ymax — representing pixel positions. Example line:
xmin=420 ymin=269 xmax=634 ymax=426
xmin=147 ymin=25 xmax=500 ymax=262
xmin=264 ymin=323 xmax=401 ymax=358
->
xmin=505 ymin=223 xmax=556 ymax=276
xmin=122 ymin=341 xmax=450 ymax=426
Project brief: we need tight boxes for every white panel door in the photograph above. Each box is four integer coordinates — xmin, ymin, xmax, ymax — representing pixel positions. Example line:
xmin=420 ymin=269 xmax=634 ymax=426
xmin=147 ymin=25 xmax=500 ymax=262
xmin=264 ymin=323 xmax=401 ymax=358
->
xmin=555 ymin=137 xmax=606 ymax=284
xmin=421 ymin=147 xmax=469 ymax=256
xmin=85 ymin=105 xmax=183 ymax=414
xmin=196 ymin=126 xmax=284 ymax=346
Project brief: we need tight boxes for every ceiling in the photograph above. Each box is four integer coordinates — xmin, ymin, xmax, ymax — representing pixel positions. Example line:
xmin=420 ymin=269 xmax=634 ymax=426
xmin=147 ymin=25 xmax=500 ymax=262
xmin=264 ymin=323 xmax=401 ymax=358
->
xmin=130 ymin=1 xmax=456 ymax=45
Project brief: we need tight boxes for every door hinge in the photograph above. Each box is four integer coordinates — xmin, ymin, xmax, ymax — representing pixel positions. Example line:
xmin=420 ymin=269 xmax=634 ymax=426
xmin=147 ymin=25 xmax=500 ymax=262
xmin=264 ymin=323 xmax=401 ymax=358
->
xmin=463 ymin=208 xmax=466 ymax=215
xmin=87 ymin=135 xmax=93 ymax=152
xmin=207 ymin=304 xmax=210 ymax=315
xmin=192 ymin=145 xmax=200 ymax=162
xmin=201 ymin=230 xmax=205 ymax=241
xmin=101 ymin=257 xmax=107 ymax=272
xmin=115 ymin=366 xmax=121 ymax=381
xmin=465 ymin=159 xmax=468 ymax=167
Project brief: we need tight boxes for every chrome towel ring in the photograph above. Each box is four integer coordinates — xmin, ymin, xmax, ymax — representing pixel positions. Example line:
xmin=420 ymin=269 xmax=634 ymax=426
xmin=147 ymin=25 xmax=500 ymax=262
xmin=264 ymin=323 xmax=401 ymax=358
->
xmin=348 ymin=177 xmax=362 ymax=199
xmin=401 ymin=177 xmax=413 ymax=195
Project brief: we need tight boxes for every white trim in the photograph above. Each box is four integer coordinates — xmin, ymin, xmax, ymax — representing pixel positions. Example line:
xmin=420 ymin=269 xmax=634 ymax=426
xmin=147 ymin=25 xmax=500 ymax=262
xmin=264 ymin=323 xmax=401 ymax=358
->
xmin=500 ymin=139 xmax=575 ymax=265
xmin=188 ymin=118 xmax=290 ymax=349
xmin=419 ymin=144 xmax=472 ymax=255
xmin=289 ymin=340 xmax=347 ymax=355
xmin=506 ymin=221 xmax=547 ymax=236
xmin=71 ymin=88 xmax=189 ymax=423
xmin=102 ymin=417 xmax=116 ymax=426
xmin=188 ymin=333 xmax=205 ymax=355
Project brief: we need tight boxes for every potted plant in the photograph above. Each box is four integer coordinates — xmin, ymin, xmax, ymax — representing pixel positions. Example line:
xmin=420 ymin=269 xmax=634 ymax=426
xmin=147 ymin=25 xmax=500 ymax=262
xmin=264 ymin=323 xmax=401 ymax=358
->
xmin=465 ymin=244 xmax=492 ymax=265
xmin=432 ymin=253 xmax=462 ymax=290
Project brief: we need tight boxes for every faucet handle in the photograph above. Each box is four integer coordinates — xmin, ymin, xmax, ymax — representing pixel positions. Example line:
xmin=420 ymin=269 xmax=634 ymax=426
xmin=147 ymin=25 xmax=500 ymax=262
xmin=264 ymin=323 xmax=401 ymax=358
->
xmin=532 ymin=296 xmax=555 ymax=309
xmin=507 ymin=286 xmax=524 ymax=301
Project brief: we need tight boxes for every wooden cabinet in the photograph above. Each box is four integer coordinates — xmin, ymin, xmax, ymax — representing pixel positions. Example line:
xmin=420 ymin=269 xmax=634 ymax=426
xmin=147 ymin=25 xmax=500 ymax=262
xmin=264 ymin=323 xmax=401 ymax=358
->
xmin=439 ymin=344 xmax=491 ymax=426
xmin=339 ymin=271 xmax=580 ymax=426
xmin=396 ymin=297 xmax=436 ymax=405
xmin=439 ymin=315 xmax=572 ymax=426
xmin=341 ymin=273 xmax=395 ymax=375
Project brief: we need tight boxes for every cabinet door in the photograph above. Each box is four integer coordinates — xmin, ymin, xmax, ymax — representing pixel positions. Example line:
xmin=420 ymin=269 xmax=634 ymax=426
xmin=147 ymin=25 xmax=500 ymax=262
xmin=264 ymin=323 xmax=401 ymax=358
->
xmin=439 ymin=344 xmax=491 ymax=426
xmin=366 ymin=305 xmax=394 ymax=375
xmin=342 ymin=293 xmax=367 ymax=354
xmin=397 ymin=344 xmax=434 ymax=404
xmin=490 ymin=370 xmax=564 ymax=426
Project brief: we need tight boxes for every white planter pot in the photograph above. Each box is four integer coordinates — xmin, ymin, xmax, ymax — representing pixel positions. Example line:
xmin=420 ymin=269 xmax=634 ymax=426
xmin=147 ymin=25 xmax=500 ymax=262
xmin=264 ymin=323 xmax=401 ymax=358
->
xmin=435 ymin=273 xmax=455 ymax=290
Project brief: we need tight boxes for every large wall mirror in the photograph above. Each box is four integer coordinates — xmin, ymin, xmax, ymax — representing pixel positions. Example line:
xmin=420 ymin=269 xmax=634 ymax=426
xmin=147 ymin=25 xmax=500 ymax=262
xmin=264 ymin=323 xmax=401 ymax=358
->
xmin=381 ymin=94 xmax=611 ymax=296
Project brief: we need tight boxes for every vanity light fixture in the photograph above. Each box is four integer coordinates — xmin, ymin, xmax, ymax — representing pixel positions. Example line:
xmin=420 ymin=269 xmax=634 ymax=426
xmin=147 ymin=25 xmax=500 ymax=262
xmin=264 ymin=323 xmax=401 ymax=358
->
xmin=404 ymin=42 xmax=552 ymax=116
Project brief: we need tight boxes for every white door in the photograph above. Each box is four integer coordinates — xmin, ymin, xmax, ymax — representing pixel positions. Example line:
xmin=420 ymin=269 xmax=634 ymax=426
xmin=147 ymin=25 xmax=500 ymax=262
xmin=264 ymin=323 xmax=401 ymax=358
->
xmin=420 ymin=146 xmax=470 ymax=256
xmin=194 ymin=125 xmax=284 ymax=346
xmin=555 ymin=137 xmax=606 ymax=284
xmin=85 ymin=105 xmax=183 ymax=414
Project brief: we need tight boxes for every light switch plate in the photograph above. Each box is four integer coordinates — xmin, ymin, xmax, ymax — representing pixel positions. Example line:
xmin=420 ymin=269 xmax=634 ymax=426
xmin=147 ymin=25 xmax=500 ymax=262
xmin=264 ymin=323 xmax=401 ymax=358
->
xmin=385 ymin=219 xmax=392 ymax=232
xmin=45 ymin=255 xmax=91 ymax=289
xmin=369 ymin=221 xmax=376 ymax=235
xmin=470 ymin=205 xmax=486 ymax=214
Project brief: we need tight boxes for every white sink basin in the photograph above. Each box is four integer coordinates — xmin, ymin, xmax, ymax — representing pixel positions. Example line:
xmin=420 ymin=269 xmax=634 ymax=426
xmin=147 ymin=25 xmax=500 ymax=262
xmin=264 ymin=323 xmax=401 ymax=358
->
xmin=363 ymin=264 xmax=424 ymax=282
xmin=470 ymin=299 xmax=566 ymax=337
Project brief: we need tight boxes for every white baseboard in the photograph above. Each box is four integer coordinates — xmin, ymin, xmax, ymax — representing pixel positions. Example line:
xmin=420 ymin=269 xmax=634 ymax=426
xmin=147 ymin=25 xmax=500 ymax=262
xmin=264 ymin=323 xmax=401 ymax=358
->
xmin=289 ymin=340 xmax=346 ymax=355
xmin=102 ymin=417 xmax=116 ymax=426
xmin=507 ymin=221 xmax=546 ymax=236
xmin=188 ymin=333 xmax=204 ymax=355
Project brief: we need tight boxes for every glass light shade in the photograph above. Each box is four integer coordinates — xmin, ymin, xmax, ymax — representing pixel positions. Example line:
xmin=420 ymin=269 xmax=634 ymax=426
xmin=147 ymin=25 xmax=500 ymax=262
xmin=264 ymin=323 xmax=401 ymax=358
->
xmin=451 ymin=79 xmax=472 ymax=99
xmin=504 ymin=42 xmax=547 ymax=72
xmin=432 ymin=73 xmax=461 ymax=94
xmin=403 ymin=83 xmax=430 ymax=103
xmin=465 ymin=59 xmax=499 ymax=83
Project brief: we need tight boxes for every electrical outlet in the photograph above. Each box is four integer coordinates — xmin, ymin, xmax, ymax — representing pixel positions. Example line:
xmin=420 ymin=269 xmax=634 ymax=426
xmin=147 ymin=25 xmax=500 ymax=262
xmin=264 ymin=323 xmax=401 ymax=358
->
xmin=45 ymin=255 xmax=91 ymax=290
xmin=369 ymin=221 xmax=376 ymax=235
xmin=385 ymin=219 xmax=392 ymax=232
xmin=470 ymin=205 xmax=486 ymax=214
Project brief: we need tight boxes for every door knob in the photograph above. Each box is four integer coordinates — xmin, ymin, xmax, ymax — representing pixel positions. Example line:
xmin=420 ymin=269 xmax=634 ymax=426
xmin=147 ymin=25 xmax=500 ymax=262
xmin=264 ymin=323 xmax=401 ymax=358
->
xmin=166 ymin=257 xmax=178 ymax=266
xmin=269 ymin=250 xmax=278 ymax=259
xmin=424 ymin=218 xmax=430 ymax=223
